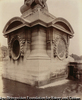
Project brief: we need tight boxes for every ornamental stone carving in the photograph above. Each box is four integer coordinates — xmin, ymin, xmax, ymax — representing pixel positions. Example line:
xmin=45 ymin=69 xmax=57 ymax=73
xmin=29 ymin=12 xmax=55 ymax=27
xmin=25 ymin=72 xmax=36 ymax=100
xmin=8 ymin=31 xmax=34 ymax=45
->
xmin=53 ymin=37 xmax=67 ymax=60
xmin=8 ymin=35 xmax=25 ymax=60
xmin=3 ymin=0 xmax=74 ymax=86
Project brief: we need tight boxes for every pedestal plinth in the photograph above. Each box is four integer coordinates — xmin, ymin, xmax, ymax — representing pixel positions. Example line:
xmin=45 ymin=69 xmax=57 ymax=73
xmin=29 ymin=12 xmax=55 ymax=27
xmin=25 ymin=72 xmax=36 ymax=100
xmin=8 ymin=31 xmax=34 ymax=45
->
xmin=2 ymin=1 xmax=74 ymax=87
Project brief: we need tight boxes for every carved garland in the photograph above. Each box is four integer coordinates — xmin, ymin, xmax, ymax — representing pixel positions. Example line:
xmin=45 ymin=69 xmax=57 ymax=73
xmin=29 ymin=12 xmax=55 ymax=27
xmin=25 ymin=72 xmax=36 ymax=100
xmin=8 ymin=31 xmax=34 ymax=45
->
xmin=19 ymin=37 xmax=26 ymax=56
xmin=8 ymin=35 xmax=25 ymax=60
xmin=66 ymin=43 xmax=69 ymax=58
xmin=62 ymin=34 xmax=69 ymax=58
xmin=8 ymin=36 xmax=14 ymax=58
xmin=53 ymin=37 xmax=60 ymax=57
xmin=8 ymin=42 xmax=11 ymax=58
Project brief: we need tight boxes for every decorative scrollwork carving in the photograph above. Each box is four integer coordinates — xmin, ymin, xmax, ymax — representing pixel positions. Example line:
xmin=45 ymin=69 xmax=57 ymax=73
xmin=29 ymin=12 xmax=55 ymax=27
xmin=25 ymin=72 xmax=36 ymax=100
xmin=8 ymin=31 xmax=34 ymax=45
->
xmin=8 ymin=42 xmax=11 ymax=58
xmin=8 ymin=36 xmax=14 ymax=58
xmin=17 ymin=36 xmax=25 ymax=57
xmin=53 ymin=37 xmax=60 ymax=57
xmin=66 ymin=43 xmax=69 ymax=58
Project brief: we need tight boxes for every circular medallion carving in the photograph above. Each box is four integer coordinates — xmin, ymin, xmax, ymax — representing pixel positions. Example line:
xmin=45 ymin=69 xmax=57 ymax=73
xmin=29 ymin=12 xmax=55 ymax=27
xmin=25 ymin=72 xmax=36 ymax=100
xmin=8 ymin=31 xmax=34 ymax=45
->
xmin=56 ymin=39 xmax=66 ymax=59
xmin=9 ymin=35 xmax=25 ymax=60
xmin=53 ymin=38 xmax=66 ymax=60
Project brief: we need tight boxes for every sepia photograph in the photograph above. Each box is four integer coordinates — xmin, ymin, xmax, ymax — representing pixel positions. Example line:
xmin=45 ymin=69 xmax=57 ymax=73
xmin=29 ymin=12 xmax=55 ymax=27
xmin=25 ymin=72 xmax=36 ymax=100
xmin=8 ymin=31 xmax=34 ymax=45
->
xmin=0 ymin=0 xmax=82 ymax=99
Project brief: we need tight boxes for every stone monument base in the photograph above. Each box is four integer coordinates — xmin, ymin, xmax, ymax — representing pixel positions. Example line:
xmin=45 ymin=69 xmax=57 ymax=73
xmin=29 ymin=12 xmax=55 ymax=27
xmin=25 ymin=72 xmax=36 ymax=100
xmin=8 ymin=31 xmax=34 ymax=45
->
xmin=2 ymin=0 xmax=74 ymax=87
xmin=2 ymin=57 xmax=69 ymax=87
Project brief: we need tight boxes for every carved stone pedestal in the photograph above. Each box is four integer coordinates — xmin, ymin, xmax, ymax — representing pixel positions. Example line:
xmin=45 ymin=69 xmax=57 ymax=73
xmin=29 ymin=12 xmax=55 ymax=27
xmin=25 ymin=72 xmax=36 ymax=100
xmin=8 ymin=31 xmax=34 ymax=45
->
xmin=2 ymin=1 xmax=74 ymax=87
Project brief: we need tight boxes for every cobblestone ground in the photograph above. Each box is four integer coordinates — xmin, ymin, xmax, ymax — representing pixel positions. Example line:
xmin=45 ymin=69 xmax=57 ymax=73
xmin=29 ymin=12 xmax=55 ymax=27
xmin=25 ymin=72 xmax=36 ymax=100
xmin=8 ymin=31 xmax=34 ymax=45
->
xmin=0 ymin=61 xmax=82 ymax=99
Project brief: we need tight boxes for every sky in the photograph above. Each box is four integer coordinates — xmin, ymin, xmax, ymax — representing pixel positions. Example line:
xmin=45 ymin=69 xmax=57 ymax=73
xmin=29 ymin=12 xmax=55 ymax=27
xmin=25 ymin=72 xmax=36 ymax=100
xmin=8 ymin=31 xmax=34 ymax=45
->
xmin=0 ymin=0 xmax=82 ymax=56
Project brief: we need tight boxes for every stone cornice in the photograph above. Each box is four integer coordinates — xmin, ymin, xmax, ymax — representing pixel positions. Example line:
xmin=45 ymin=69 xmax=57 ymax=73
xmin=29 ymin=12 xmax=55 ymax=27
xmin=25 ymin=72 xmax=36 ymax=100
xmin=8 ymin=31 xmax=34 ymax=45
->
xmin=3 ymin=10 xmax=74 ymax=38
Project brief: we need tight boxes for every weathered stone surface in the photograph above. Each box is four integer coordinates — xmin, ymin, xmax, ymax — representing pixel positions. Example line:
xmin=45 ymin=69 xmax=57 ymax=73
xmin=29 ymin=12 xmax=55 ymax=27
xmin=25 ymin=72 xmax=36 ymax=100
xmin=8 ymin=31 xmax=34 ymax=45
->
xmin=2 ymin=0 xmax=74 ymax=87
